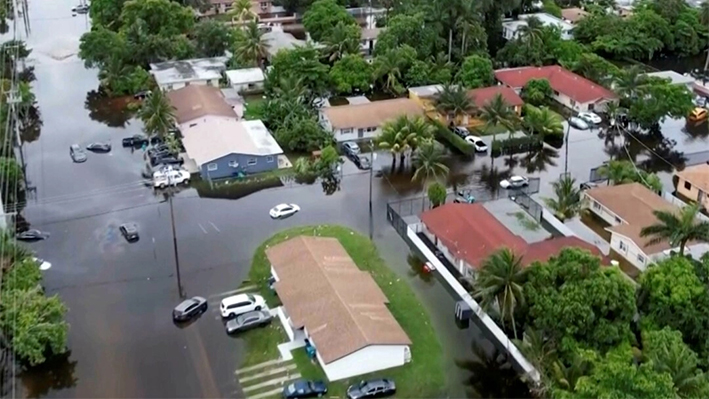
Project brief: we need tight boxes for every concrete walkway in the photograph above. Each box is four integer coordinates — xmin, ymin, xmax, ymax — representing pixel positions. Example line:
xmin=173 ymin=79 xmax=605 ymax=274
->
xmin=235 ymin=358 xmax=300 ymax=399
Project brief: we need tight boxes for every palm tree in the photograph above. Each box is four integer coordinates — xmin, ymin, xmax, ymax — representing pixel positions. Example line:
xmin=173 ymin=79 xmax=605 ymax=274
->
xmin=517 ymin=16 xmax=544 ymax=44
xmin=138 ymin=89 xmax=176 ymax=139
xmin=434 ymin=84 xmax=475 ymax=126
xmin=412 ymin=141 xmax=449 ymax=210
xmin=597 ymin=159 xmax=635 ymax=185
xmin=513 ymin=328 xmax=556 ymax=396
xmin=524 ymin=106 xmax=563 ymax=138
xmin=378 ymin=116 xmax=415 ymax=171
xmin=372 ymin=52 xmax=404 ymax=95
xmin=405 ymin=116 xmax=435 ymax=154
xmin=700 ymin=1 xmax=709 ymax=26
xmin=98 ymin=56 xmax=131 ymax=95
xmin=640 ymin=203 xmax=709 ymax=256
xmin=479 ymin=93 xmax=519 ymax=141
xmin=614 ymin=65 xmax=648 ymax=100
xmin=542 ymin=175 xmax=582 ymax=221
xmin=473 ymin=248 xmax=527 ymax=339
xmin=321 ymin=22 xmax=361 ymax=62
xmin=646 ymin=332 xmax=709 ymax=399
xmin=229 ymin=0 xmax=255 ymax=22
xmin=551 ymin=353 xmax=593 ymax=393
xmin=233 ymin=20 xmax=270 ymax=68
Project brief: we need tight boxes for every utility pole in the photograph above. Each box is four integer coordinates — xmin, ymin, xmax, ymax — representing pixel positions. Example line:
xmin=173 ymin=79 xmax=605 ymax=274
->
xmin=368 ymin=139 xmax=374 ymax=240
xmin=564 ymin=121 xmax=571 ymax=175
xmin=165 ymin=173 xmax=184 ymax=298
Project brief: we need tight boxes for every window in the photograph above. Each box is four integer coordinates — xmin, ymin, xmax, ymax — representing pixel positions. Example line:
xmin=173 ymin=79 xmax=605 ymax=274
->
xmin=228 ymin=160 xmax=239 ymax=168
xmin=185 ymin=82 xmax=190 ymax=86
xmin=248 ymin=83 xmax=256 ymax=88
xmin=247 ymin=158 xmax=257 ymax=166
xmin=207 ymin=163 xmax=218 ymax=171
xmin=367 ymin=126 xmax=376 ymax=132
xmin=593 ymin=201 xmax=601 ymax=210
xmin=619 ymin=241 xmax=628 ymax=251
xmin=614 ymin=216 xmax=622 ymax=224
xmin=266 ymin=156 xmax=274 ymax=163
xmin=685 ymin=181 xmax=692 ymax=190
xmin=358 ymin=128 xmax=365 ymax=138
xmin=342 ymin=128 xmax=353 ymax=134
xmin=189 ymin=123 xmax=197 ymax=128
xmin=553 ymin=90 xmax=559 ymax=96
xmin=260 ymin=1 xmax=268 ymax=11
xmin=206 ymin=80 xmax=213 ymax=87
xmin=637 ymin=254 xmax=645 ymax=264
xmin=569 ymin=99 xmax=576 ymax=106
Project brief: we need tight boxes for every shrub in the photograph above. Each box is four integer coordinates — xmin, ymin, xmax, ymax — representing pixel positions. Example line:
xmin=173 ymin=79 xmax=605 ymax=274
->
xmin=427 ymin=182 xmax=447 ymax=207
xmin=430 ymin=120 xmax=475 ymax=156
xmin=491 ymin=135 xmax=543 ymax=156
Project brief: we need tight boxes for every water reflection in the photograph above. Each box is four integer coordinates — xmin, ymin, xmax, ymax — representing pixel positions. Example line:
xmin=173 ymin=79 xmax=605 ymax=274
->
xmin=406 ymin=253 xmax=435 ymax=285
xmin=456 ymin=344 xmax=531 ymax=399
xmin=521 ymin=146 xmax=558 ymax=174
xmin=84 ymin=90 xmax=136 ymax=128
xmin=19 ymin=104 xmax=42 ymax=143
xmin=476 ymin=164 xmax=510 ymax=195
xmin=21 ymin=351 xmax=78 ymax=398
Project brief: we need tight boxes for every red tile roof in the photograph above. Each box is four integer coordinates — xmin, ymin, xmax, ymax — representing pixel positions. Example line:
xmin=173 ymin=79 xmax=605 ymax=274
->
xmin=467 ymin=86 xmax=524 ymax=109
xmin=494 ymin=65 xmax=617 ymax=104
xmin=421 ymin=203 xmax=605 ymax=269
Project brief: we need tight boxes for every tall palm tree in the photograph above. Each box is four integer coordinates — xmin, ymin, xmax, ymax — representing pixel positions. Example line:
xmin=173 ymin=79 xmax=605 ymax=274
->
xmin=640 ymin=203 xmax=709 ymax=256
xmin=473 ymin=248 xmax=527 ymax=339
xmin=434 ymin=84 xmax=475 ymax=126
xmin=513 ymin=328 xmax=556 ymax=396
xmin=542 ymin=175 xmax=582 ymax=221
xmin=404 ymin=116 xmax=435 ymax=154
xmin=614 ymin=65 xmax=648 ymax=100
xmin=233 ymin=20 xmax=270 ymax=68
xmin=597 ymin=159 xmax=635 ymax=185
xmin=138 ymin=89 xmax=176 ymax=139
xmin=517 ymin=16 xmax=544 ymax=44
xmin=524 ymin=106 xmax=563 ymax=137
xmin=646 ymin=333 xmax=709 ymax=399
xmin=321 ymin=22 xmax=361 ymax=62
xmin=98 ymin=56 xmax=132 ymax=95
xmin=412 ymin=141 xmax=449 ymax=210
xmin=378 ymin=116 xmax=415 ymax=171
xmin=551 ymin=353 xmax=593 ymax=393
xmin=229 ymin=0 xmax=255 ymax=22
xmin=479 ymin=93 xmax=519 ymax=141
xmin=372 ymin=52 xmax=404 ymax=95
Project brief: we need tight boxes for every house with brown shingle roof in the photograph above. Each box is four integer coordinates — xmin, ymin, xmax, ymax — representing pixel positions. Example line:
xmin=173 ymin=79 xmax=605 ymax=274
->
xmin=675 ymin=163 xmax=709 ymax=212
xmin=166 ymin=85 xmax=238 ymax=127
xmin=494 ymin=65 xmax=618 ymax=113
xmin=319 ymin=98 xmax=424 ymax=142
xmin=266 ymin=236 xmax=412 ymax=381
xmin=420 ymin=203 xmax=604 ymax=278
xmin=583 ymin=182 xmax=707 ymax=272
xmin=561 ymin=7 xmax=588 ymax=24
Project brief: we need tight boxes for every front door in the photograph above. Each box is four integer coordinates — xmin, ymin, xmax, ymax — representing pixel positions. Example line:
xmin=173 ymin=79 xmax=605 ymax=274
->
xmin=698 ymin=190 xmax=705 ymax=203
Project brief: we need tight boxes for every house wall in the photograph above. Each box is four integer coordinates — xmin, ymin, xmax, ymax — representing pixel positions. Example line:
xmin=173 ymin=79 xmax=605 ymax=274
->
xmin=421 ymin=224 xmax=476 ymax=278
xmin=317 ymin=345 xmax=409 ymax=381
xmin=200 ymin=152 xmax=278 ymax=180
xmin=159 ymin=78 xmax=221 ymax=92
xmin=319 ymin=112 xmax=381 ymax=142
xmin=230 ymin=80 xmax=265 ymax=94
xmin=584 ymin=194 xmax=625 ymax=226
xmin=675 ymin=177 xmax=709 ymax=211
xmin=609 ymin=232 xmax=652 ymax=271
xmin=408 ymin=91 xmax=522 ymax=128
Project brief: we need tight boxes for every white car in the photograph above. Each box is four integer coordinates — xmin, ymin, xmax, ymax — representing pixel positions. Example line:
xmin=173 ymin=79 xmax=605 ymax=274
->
xmin=500 ymin=175 xmax=529 ymax=189
xmin=153 ymin=169 xmax=190 ymax=188
xmin=577 ymin=112 xmax=602 ymax=125
xmin=220 ymin=293 xmax=266 ymax=318
xmin=569 ymin=116 xmax=590 ymax=130
xmin=464 ymin=136 xmax=488 ymax=152
xmin=269 ymin=203 xmax=300 ymax=218
xmin=33 ymin=257 xmax=51 ymax=270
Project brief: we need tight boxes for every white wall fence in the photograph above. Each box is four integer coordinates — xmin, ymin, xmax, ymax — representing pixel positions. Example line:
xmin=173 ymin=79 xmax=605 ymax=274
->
xmin=663 ymin=191 xmax=709 ymax=223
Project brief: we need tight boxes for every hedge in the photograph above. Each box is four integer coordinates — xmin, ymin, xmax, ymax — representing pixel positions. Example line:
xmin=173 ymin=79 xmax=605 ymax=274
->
xmin=430 ymin=119 xmax=475 ymax=156
xmin=491 ymin=135 xmax=543 ymax=156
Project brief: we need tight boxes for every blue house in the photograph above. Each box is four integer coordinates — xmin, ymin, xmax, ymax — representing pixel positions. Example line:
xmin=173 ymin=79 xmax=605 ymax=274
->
xmin=181 ymin=118 xmax=284 ymax=180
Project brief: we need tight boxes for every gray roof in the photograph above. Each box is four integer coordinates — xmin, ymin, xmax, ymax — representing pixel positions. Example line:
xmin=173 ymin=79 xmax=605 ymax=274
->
xmin=181 ymin=119 xmax=283 ymax=165
xmin=225 ymin=68 xmax=265 ymax=85
xmin=263 ymin=29 xmax=307 ymax=57
xmin=150 ymin=57 xmax=229 ymax=86
xmin=408 ymin=84 xmax=445 ymax=98
xmin=645 ymin=71 xmax=695 ymax=86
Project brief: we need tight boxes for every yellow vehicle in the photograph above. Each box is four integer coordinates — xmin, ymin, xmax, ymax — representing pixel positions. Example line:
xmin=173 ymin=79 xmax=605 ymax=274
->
xmin=688 ymin=107 xmax=708 ymax=123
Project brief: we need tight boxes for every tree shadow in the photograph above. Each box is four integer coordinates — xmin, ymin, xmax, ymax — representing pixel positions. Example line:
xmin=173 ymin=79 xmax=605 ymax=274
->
xmin=476 ymin=164 xmax=511 ymax=197
xmin=20 ymin=351 xmax=78 ymax=398
xmin=406 ymin=252 xmax=435 ymax=285
xmin=84 ymin=90 xmax=136 ymax=128
xmin=20 ymin=104 xmax=42 ymax=143
xmin=521 ymin=146 xmax=558 ymax=174
xmin=456 ymin=344 xmax=532 ymax=399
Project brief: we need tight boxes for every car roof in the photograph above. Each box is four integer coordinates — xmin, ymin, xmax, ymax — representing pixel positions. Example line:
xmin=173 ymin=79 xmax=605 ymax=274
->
xmin=363 ymin=379 xmax=389 ymax=388
xmin=121 ymin=223 xmax=137 ymax=231
xmin=175 ymin=298 xmax=199 ymax=311
xmin=238 ymin=310 xmax=265 ymax=321
xmin=221 ymin=293 xmax=254 ymax=305
xmin=275 ymin=203 xmax=292 ymax=209
xmin=510 ymin=176 xmax=525 ymax=180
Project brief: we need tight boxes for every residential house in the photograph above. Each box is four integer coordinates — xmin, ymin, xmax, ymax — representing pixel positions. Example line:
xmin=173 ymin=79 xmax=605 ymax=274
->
xmin=502 ymin=13 xmax=575 ymax=41
xmin=267 ymin=236 xmax=412 ymax=381
xmin=675 ymin=163 xmax=709 ymax=212
xmin=225 ymin=68 xmax=265 ymax=93
xmin=583 ymin=182 xmax=708 ymax=272
xmin=561 ymin=7 xmax=588 ymax=24
xmin=360 ymin=28 xmax=383 ymax=58
xmin=419 ymin=203 xmax=604 ymax=278
xmin=644 ymin=70 xmax=695 ymax=91
xmin=181 ymin=119 xmax=283 ymax=180
xmin=166 ymin=85 xmax=238 ymax=129
xmin=150 ymin=57 xmax=229 ymax=91
xmin=408 ymin=84 xmax=524 ymax=128
xmin=320 ymin=98 xmax=424 ymax=142
xmin=200 ymin=0 xmax=286 ymax=18
xmin=262 ymin=26 xmax=309 ymax=59
xmin=495 ymin=65 xmax=618 ymax=112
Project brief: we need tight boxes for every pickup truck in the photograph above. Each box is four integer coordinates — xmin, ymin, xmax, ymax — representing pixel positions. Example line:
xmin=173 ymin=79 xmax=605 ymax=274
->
xmin=153 ymin=169 xmax=190 ymax=188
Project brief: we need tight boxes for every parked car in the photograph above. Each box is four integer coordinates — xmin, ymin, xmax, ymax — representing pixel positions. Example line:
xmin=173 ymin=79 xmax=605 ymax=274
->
xmin=151 ymin=155 xmax=184 ymax=167
xmin=173 ymin=297 xmax=207 ymax=322
xmin=119 ymin=223 xmax=139 ymax=242
xmin=33 ymin=257 xmax=52 ymax=270
xmin=499 ymin=175 xmax=529 ymax=189
xmin=283 ymin=380 xmax=328 ymax=399
xmin=134 ymin=90 xmax=151 ymax=100
xmin=269 ymin=203 xmax=300 ymax=218
xmin=16 ymin=229 xmax=49 ymax=241
xmin=577 ymin=112 xmax=602 ymax=125
xmin=352 ymin=154 xmax=371 ymax=170
xmin=153 ymin=169 xmax=190 ymax=188
xmin=70 ymin=144 xmax=87 ymax=163
xmin=72 ymin=4 xmax=89 ymax=13
xmin=343 ymin=141 xmax=360 ymax=156
xmin=122 ymin=135 xmax=149 ymax=147
xmin=464 ymin=135 xmax=488 ymax=152
xmin=346 ymin=379 xmax=396 ymax=399
xmin=220 ymin=293 xmax=266 ymax=318
xmin=452 ymin=126 xmax=470 ymax=138
xmin=568 ymin=117 xmax=589 ymax=130
xmin=225 ymin=310 xmax=273 ymax=334
xmin=86 ymin=142 xmax=111 ymax=153
xmin=148 ymin=149 xmax=175 ymax=160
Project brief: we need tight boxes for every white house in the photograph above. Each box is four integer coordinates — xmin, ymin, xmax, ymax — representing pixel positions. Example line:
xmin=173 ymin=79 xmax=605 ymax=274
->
xmin=502 ymin=13 xmax=575 ymax=41
xmin=495 ymin=65 xmax=618 ymax=113
xmin=150 ymin=57 xmax=229 ymax=91
xmin=266 ymin=236 xmax=411 ymax=381
xmin=644 ymin=70 xmax=695 ymax=91
xmin=319 ymin=98 xmax=424 ymax=142
xmin=360 ymin=27 xmax=384 ymax=57
xmin=583 ymin=182 xmax=708 ymax=273
xmin=225 ymin=68 xmax=265 ymax=93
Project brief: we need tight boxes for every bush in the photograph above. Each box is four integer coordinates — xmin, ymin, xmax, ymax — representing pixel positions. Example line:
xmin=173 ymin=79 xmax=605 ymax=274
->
xmin=427 ymin=182 xmax=447 ymax=207
xmin=430 ymin=120 xmax=475 ymax=156
xmin=491 ymin=135 xmax=543 ymax=156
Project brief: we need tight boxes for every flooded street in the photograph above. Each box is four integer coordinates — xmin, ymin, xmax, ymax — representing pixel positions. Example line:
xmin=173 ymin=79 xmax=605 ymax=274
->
xmin=12 ymin=1 xmax=709 ymax=397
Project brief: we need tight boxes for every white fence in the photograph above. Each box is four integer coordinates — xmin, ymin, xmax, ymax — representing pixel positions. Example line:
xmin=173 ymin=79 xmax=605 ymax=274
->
xmin=663 ymin=191 xmax=709 ymax=223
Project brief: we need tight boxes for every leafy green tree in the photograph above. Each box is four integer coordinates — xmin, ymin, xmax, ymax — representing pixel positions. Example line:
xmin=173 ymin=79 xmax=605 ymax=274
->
xmin=120 ymin=0 xmax=194 ymax=37
xmin=542 ymin=175 xmax=582 ymax=221
xmin=640 ymin=203 xmax=709 ymax=256
xmin=597 ymin=160 xmax=663 ymax=192
xmin=404 ymin=60 xmax=432 ymax=87
xmin=229 ymin=0 xmax=256 ymax=22
xmin=192 ymin=20 xmax=232 ymax=57
xmin=700 ymin=0 xmax=709 ymax=25
xmin=542 ymin=0 xmax=562 ymax=17
xmin=434 ymin=84 xmax=474 ymax=125
xmin=321 ymin=22 xmax=361 ymax=62
xmin=479 ymin=93 xmax=519 ymax=140
xmin=372 ymin=46 xmax=416 ymax=95
xmin=427 ymin=182 xmax=447 ymax=207
xmin=79 ymin=26 xmax=128 ymax=69
xmin=523 ymin=105 xmax=563 ymax=138
xmin=474 ymin=249 xmax=528 ymax=339
xmin=412 ymin=141 xmax=449 ymax=208
xmin=274 ymin=116 xmax=331 ymax=152
xmin=521 ymin=79 xmax=552 ymax=106
xmin=138 ymin=89 xmax=176 ymax=138
xmin=523 ymin=248 xmax=636 ymax=359
xmin=302 ymin=0 xmax=357 ymax=42
xmin=567 ymin=53 xmax=619 ymax=87
xmin=628 ymin=78 xmax=695 ymax=129
xmin=329 ymin=54 xmax=372 ymax=94
xmin=233 ymin=20 xmax=271 ymax=68
xmin=427 ymin=52 xmax=454 ymax=84
xmin=0 ymin=157 xmax=24 ymax=206
xmin=642 ymin=327 xmax=709 ymax=399
xmin=90 ymin=0 xmax=129 ymax=29
xmin=455 ymin=55 xmax=494 ymax=89
xmin=2 ymin=257 xmax=41 ymax=291
xmin=374 ymin=12 xmax=439 ymax=60
xmin=0 ymin=287 xmax=68 ymax=366
xmin=312 ymin=145 xmax=343 ymax=178
xmin=267 ymin=44 xmax=330 ymax=96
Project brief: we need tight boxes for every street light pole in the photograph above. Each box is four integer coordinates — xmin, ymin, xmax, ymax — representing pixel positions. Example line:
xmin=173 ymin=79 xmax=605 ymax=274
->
xmin=368 ymin=139 xmax=374 ymax=241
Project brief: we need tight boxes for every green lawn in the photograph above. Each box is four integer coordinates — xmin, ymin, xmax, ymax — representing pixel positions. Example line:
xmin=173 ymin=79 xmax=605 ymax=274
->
xmin=474 ymin=123 xmax=511 ymax=136
xmin=247 ymin=225 xmax=447 ymax=398
xmin=243 ymin=97 xmax=266 ymax=121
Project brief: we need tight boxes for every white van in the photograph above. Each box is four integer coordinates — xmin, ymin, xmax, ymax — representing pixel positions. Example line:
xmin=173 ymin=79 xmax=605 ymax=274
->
xmin=153 ymin=169 xmax=190 ymax=188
